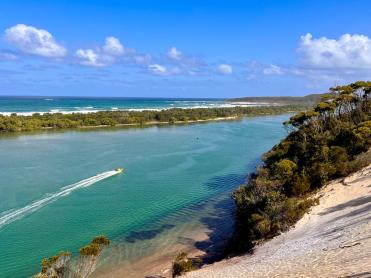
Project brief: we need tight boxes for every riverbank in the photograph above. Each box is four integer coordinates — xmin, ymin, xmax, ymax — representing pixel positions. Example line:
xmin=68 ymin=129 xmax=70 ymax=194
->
xmin=183 ymin=164 xmax=371 ymax=278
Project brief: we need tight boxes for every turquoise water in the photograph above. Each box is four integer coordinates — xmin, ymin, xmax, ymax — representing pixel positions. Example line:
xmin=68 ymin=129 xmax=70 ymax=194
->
xmin=0 ymin=116 xmax=288 ymax=277
xmin=0 ymin=97 xmax=261 ymax=115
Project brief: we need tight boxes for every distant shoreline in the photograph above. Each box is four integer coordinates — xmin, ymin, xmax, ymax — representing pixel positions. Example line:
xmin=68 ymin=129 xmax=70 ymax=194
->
xmin=0 ymin=93 xmax=323 ymax=116
xmin=74 ymin=116 xmax=240 ymax=129
xmin=0 ymin=105 xmax=307 ymax=133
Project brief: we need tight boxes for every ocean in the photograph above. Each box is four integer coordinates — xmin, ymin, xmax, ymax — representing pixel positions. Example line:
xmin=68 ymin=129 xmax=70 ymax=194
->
xmin=0 ymin=96 xmax=265 ymax=115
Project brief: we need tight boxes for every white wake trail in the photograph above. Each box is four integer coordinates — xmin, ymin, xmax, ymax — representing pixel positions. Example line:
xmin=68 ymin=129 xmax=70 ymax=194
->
xmin=0 ymin=170 xmax=119 ymax=229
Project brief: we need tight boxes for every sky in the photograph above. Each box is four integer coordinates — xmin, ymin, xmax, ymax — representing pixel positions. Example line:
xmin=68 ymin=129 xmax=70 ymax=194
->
xmin=1 ymin=0 xmax=371 ymax=97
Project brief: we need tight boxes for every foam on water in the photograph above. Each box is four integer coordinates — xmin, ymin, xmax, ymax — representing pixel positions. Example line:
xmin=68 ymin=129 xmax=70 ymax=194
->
xmin=0 ymin=101 xmax=278 ymax=116
xmin=0 ymin=170 xmax=119 ymax=229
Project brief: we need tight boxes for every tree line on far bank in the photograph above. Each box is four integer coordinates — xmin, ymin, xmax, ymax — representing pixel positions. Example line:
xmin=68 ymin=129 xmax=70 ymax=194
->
xmin=0 ymin=105 xmax=308 ymax=133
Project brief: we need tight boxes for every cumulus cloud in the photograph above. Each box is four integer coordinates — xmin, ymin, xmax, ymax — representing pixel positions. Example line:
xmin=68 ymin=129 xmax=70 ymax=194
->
xmin=167 ymin=47 xmax=182 ymax=60
xmin=75 ymin=49 xmax=106 ymax=67
xmin=217 ymin=64 xmax=233 ymax=75
xmin=148 ymin=64 xmax=183 ymax=76
xmin=1 ymin=25 xmax=242 ymax=79
xmin=5 ymin=24 xmax=66 ymax=58
xmin=102 ymin=36 xmax=124 ymax=56
xmin=263 ymin=64 xmax=283 ymax=75
xmin=148 ymin=64 xmax=168 ymax=75
xmin=299 ymin=33 xmax=371 ymax=68
xmin=75 ymin=36 xmax=127 ymax=67
xmin=244 ymin=33 xmax=371 ymax=82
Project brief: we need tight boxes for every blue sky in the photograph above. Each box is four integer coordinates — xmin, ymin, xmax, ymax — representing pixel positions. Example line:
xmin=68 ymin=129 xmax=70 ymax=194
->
xmin=1 ymin=0 xmax=371 ymax=97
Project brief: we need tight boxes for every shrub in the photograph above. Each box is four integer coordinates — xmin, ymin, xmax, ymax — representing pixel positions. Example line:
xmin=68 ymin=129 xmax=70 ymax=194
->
xmin=251 ymin=213 xmax=271 ymax=237
xmin=80 ymin=235 xmax=110 ymax=256
xmin=172 ymin=252 xmax=201 ymax=277
xmin=35 ymin=236 xmax=110 ymax=278
xmin=230 ymin=81 xmax=370 ymax=255
xmin=290 ymin=173 xmax=311 ymax=196
xmin=91 ymin=235 xmax=110 ymax=246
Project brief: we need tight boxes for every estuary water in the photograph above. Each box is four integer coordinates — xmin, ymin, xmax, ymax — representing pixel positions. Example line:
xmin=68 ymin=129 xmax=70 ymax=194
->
xmin=0 ymin=115 xmax=288 ymax=277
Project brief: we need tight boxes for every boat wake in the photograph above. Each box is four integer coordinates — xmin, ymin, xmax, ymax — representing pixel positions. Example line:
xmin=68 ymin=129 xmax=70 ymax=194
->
xmin=0 ymin=170 xmax=119 ymax=229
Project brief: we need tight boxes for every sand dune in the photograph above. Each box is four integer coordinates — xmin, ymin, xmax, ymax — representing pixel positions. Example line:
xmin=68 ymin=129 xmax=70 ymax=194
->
xmin=185 ymin=165 xmax=371 ymax=278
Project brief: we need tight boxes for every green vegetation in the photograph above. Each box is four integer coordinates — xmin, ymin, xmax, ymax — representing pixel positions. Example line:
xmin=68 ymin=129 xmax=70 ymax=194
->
xmin=40 ymin=251 xmax=71 ymax=277
xmin=172 ymin=252 xmax=201 ymax=277
xmin=229 ymin=93 xmax=326 ymax=106
xmin=0 ymin=105 xmax=309 ymax=133
xmin=34 ymin=235 xmax=110 ymax=278
xmin=230 ymin=81 xmax=371 ymax=253
xmin=79 ymin=235 xmax=110 ymax=256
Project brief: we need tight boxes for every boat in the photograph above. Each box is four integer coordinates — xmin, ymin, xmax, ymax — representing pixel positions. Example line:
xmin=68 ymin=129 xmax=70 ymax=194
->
xmin=115 ymin=168 xmax=124 ymax=173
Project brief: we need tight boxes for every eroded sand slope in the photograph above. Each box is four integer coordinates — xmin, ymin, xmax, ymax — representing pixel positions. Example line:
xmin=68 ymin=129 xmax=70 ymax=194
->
xmin=185 ymin=165 xmax=371 ymax=278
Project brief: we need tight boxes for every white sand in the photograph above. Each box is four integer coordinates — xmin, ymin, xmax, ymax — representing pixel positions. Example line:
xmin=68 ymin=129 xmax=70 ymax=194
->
xmin=185 ymin=165 xmax=371 ymax=278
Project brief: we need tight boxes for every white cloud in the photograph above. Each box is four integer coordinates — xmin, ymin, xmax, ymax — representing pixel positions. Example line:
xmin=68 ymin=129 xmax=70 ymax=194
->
xmin=75 ymin=36 xmax=126 ymax=67
xmin=263 ymin=64 xmax=283 ymax=75
xmin=299 ymin=33 xmax=371 ymax=68
xmin=217 ymin=64 xmax=233 ymax=75
xmin=5 ymin=24 xmax=66 ymax=58
xmin=75 ymin=49 xmax=105 ymax=67
xmin=148 ymin=64 xmax=183 ymax=76
xmin=103 ymin=36 xmax=124 ymax=56
xmin=167 ymin=47 xmax=182 ymax=60
xmin=148 ymin=64 xmax=167 ymax=75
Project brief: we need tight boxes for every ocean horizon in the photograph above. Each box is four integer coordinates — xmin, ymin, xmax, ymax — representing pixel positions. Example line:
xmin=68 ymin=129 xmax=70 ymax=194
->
xmin=0 ymin=96 xmax=271 ymax=115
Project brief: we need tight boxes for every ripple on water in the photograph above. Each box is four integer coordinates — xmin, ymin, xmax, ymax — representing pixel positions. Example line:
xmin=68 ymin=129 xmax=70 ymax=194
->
xmin=0 ymin=115 xmax=289 ymax=278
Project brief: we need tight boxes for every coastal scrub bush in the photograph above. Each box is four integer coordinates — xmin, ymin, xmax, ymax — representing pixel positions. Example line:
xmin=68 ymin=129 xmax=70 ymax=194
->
xmin=172 ymin=252 xmax=201 ymax=277
xmin=80 ymin=235 xmax=110 ymax=256
xmin=230 ymin=81 xmax=371 ymax=254
xmin=34 ymin=235 xmax=110 ymax=278
xmin=40 ymin=251 xmax=71 ymax=275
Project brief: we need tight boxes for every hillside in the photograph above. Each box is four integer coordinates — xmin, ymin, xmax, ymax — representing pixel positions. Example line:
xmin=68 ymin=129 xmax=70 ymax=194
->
xmin=184 ymin=164 xmax=371 ymax=277
xmin=171 ymin=81 xmax=370 ymax=277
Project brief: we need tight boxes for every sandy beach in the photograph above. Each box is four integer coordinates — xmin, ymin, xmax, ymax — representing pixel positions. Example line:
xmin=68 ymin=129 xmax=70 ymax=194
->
xmin=184 ymin=164 xmax=371 ymax=278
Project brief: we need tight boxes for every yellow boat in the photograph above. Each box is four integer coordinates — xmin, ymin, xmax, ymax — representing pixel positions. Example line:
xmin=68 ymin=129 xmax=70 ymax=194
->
xmin=115 ymin=168 xmax=124 ymax=173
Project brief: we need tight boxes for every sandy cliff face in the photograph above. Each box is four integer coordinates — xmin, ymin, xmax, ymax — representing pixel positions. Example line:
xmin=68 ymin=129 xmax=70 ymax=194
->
xmin=184 ymin=165 xmax=371 ymax=278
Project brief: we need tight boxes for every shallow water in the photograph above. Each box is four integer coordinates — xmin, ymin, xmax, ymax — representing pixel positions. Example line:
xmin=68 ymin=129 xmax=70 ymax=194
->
xmin=0 ymin=115 xmax=288 ymax=277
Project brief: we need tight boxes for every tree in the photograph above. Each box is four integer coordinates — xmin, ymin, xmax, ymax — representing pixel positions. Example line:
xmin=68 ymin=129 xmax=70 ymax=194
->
xmin=34 ymin=236 xmax=110 ymax=278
